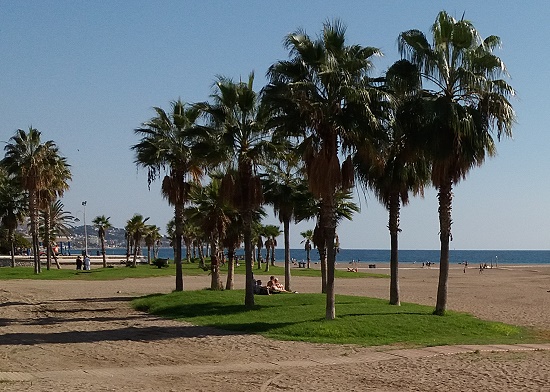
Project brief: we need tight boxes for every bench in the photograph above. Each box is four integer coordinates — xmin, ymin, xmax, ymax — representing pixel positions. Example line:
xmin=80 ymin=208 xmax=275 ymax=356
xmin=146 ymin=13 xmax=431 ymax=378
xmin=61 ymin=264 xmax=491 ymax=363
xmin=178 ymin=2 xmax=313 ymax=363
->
xmin=298 ymin=261 xmax=306 ymax=268
xmin=368 ymin=264 xmax=376 ymax=269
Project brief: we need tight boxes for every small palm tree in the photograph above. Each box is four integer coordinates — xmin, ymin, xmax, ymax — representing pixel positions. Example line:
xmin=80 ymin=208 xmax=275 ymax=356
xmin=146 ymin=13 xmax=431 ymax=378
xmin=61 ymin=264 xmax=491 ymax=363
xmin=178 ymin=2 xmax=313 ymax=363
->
xmin=41 ymin=200 xmax=74 ymax=269
xmin=144 ymin=224 xmax=161 ymax=264
xmin=92 ymin=215 xmax=113 ymax=268
xmin=300 ymin=229 xmax=314 ymax=269
xmin=125 ymin=214 xmax=150 ymax=267
xmin=261 ymin=150 xmax=310 ymax=289
xmin=188 ymin=178 xmax=234 ymax=290
xmin=262 ymin=224 xmax=281 ymax=272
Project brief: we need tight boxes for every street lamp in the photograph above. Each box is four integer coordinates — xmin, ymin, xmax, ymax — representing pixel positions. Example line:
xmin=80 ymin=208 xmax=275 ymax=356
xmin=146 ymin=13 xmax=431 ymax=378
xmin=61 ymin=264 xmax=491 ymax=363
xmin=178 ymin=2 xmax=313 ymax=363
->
xmin=82 ymin=201 xmax=88 ymax=256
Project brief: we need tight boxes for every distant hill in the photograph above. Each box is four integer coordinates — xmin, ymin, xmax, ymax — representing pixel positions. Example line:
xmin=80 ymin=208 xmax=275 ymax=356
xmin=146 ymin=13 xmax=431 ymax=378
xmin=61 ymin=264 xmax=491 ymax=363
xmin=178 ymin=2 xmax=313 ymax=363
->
xmin=70 ymin=225 xmax=128 ymax=247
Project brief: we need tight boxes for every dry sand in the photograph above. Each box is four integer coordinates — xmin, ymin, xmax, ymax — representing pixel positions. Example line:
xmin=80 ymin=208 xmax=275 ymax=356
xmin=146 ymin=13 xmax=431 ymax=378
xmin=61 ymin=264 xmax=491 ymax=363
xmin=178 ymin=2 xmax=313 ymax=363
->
xmin=0 ymin=262 xmax=549 ymax=391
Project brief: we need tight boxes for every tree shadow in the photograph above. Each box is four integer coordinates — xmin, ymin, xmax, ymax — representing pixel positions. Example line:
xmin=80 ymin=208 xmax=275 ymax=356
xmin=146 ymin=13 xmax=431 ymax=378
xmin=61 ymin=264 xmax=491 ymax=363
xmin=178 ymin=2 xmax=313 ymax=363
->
xmin=0 ymin=324 xmax=239 ymax=346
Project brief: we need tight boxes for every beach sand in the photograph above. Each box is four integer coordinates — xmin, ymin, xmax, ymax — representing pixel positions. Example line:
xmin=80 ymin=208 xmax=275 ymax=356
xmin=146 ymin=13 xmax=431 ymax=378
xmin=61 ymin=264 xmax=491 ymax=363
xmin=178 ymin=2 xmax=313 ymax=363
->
xmin=0 ymin=262 xmax=549 ymax=391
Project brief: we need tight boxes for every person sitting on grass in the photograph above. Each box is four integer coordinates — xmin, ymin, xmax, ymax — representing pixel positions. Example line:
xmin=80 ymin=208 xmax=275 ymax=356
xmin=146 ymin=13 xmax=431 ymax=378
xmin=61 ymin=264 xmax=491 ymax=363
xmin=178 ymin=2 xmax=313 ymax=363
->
xmin=271 ymin=278 xmax=286 ymax=292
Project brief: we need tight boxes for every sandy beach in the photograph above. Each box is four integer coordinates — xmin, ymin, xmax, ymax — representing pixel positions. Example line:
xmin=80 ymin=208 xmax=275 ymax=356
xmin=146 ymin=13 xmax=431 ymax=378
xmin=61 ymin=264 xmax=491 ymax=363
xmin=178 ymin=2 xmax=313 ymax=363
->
xmin=1 ymin=262 xmax=549 ymax=391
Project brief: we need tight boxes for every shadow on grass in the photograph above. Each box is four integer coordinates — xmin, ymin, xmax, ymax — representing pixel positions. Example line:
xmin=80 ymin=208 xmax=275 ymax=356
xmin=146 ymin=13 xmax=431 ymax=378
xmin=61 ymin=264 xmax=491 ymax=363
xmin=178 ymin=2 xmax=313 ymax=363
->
xmin=141 ymin=302 xmax=272 ymax=319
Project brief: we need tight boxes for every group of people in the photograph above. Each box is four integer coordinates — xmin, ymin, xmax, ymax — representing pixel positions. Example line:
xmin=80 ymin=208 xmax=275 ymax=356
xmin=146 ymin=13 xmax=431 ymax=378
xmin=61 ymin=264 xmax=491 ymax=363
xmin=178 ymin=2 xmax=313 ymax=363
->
xmin=75 ymin=254 xmax=91 ymax=270
xmin=254 ymin=275 xmax=289 ymax=295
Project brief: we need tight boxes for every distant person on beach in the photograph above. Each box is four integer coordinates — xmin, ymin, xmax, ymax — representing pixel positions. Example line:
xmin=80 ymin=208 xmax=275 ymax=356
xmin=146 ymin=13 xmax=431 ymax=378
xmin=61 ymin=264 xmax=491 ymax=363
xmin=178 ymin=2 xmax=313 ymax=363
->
xmin=76 ymin=256 xmax=82 ymax=270
xmin=84 ymin=255 xmax=91 ymax=270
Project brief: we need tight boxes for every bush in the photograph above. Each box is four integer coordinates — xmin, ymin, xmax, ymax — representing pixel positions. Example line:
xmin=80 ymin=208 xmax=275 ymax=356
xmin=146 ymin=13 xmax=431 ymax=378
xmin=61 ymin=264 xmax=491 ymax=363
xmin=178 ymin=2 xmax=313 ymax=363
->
xmin=152 ymin=258 xmax=169 ymax=268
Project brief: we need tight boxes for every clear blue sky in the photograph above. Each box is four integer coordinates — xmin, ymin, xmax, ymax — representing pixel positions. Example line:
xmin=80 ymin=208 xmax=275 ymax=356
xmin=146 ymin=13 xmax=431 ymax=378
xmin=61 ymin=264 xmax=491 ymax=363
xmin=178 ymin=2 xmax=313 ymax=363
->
xmin=1 ymin=1 xmax=548 ymax=250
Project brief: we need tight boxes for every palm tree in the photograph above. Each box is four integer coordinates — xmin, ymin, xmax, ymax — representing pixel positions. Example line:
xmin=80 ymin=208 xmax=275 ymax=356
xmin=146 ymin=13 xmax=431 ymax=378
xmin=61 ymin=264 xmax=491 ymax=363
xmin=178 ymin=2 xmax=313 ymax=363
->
xmin=314 ymin=190 xmax=359 ymax=293
xmin=264 ymin=20 xmax=388 ymax=319
xmin=300 ymin=229 xmax=314 ymax=269
xmin=261 ymin=150 xmax=310 ymax=289
xmin=0 ymin=171 xmax=27 ymax=267
xmin=92 ymin=215 xmax=113 ymax=268
xmin=133 ymin=100 xmax=204 ymax=291
xmin=222 ymin=212 xmax=243 ymax=290
xmin=398 ymin=11 xmax=515 ymax=315
xmin=125 ymin=214 xmax=150 ymax=267
xmin=144 ymin=224 xmax=161 ymax=264
xmin=262 ymin=224 xmax=281 ymax=271
xmin=41 ymin=200 xmax=74 ymax=269
xmin=37 ymin=153 xmax=71 ymax=270
xmin=1 ymin=127 xmax=70 ymax=273
xmin=188 ymin=178 xmax=234 ymax=290
xmin=196 ymin=73 xmax=271 ymax=307
xmin=355 ymin=60 xmax=430 ymax=306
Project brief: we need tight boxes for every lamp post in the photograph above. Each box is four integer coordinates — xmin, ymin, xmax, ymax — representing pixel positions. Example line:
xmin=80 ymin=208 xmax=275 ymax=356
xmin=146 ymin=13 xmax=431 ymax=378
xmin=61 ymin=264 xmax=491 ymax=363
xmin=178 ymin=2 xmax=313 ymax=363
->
xmin=82 ymin=201 xmax=88 ymax=256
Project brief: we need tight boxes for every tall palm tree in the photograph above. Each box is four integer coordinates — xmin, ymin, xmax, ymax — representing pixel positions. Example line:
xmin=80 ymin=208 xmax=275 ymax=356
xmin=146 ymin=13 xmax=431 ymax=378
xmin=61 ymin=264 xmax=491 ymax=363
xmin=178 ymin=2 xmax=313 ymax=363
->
xmin=196 ymin=73 xmax=271 ymax=308
xmin=92 ymin=215 xmax=113 ymax=268
xmin=0 ymin=172 xmax=27 ymax=267
xmin=1 ymin=127 xmax=70 ymax=273
xmin=399 ymin=11 xmax=515 ymax=315
xmin=264 ymin=20 xmax=388 ymax=319
xmin=355 ymin=59 xmax=430 ymax=306
xmin=133 ymin=99 xmax=204 ymax=291
xmin=125 ymin=214 xmax=150 ymax=267
xmin=300 ymin=229 xmax=314 ymax=269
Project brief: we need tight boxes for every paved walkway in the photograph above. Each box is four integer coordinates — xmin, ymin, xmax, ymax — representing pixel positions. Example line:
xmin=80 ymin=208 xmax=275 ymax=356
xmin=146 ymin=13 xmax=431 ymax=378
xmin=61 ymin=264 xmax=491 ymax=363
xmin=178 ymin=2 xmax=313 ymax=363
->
xmin=1 ymin=343 xmax=549 ymax=384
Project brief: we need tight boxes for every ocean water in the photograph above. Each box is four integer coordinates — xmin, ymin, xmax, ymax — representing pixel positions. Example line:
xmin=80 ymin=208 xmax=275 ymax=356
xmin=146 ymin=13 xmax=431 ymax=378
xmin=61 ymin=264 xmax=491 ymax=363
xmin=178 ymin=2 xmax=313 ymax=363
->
xmin=85 ymin=247 xmax=550 ymax=265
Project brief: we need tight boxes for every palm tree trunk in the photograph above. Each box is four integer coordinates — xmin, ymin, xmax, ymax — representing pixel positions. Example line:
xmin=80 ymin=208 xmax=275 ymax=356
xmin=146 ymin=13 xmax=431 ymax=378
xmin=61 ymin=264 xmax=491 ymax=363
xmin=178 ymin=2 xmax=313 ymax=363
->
xmin=324 ymin=229 xmax=336 ymax=320
xmin=435 ymin=180 xmax=453 ymax=315
xmin=284 ymin=219 xmax=291 ymax=291
xmin=225 ymin=246 xmax=235 ymax=290
xmin=44 ymin=208 xmax=51 ymax=270
xmin=101 ymin=236 xmax=107 ymax=268
xmin=244 ymin=212 xmax=255 ymax=308
xmin=389 ymin=193 xmax=400 ymax=306
xmin=52 ymin=251 xmax=61 ymax=269
xmin=174 ymin=204 xmax=184 ymax=291
xmin=320 ymin=200 xmax=337 ymax=320
xmin=9 ymin=230 xmax=15 ymax=268
xmin=319 ymin=247 xmax=327 ymax=293
xmin=198 ymin=243 xmax=206 ymax=268
xmin=210 ymin=236 xmax=223 ymax=290
xmin=29 ymin=190 xmax=40 ymax=274
xmin=306 ymin=242 xmax=311 ymax=269
xmin=185 ymin=239 xmax=191 ymax=263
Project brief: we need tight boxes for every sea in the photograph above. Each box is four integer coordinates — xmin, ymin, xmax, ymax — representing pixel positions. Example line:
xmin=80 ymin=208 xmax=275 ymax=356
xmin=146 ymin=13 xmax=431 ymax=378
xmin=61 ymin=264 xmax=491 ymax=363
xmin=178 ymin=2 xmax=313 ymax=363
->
xmin=80 ymin=248 xmax=550 ymax=265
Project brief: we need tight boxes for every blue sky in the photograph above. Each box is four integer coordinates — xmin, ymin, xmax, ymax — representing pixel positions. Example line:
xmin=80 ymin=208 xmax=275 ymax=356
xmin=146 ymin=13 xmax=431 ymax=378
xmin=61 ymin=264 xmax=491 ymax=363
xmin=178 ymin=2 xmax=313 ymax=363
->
xmin=1 ymin=1 xmax=548 ymax=250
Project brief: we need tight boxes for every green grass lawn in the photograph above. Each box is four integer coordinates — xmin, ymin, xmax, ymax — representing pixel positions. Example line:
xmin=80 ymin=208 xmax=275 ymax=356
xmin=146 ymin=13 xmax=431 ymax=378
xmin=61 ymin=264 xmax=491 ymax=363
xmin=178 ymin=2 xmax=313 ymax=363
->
xmin=0 ymin=260 xmax=387 ymax=280
xmin=2 ymin=261 xmax=546 ymax=348
xmin=132 ymin=289 xmax=546 ymax=347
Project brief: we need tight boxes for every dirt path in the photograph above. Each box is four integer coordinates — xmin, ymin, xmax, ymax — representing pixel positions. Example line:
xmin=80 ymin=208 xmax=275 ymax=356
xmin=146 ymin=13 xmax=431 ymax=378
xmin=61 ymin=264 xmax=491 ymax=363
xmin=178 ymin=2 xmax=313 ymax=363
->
xmin=1 ymin=273 xmax=550 ymax=391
